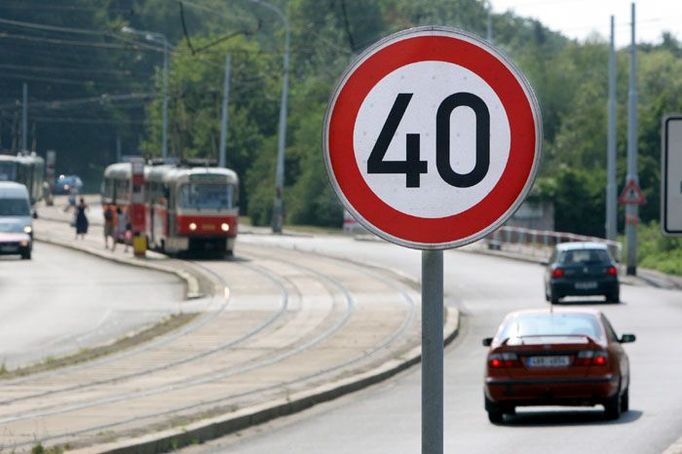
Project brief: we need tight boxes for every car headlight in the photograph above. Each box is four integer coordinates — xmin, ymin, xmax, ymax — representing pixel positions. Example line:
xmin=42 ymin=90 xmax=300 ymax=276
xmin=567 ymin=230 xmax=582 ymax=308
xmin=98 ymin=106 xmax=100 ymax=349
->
xmin=23 ymin=225 xmax=32 ymax=234
xmin=221 ymin=223 xmax=229 ymax=232
xmin=189 ymin=222 xmax=197 ymax=231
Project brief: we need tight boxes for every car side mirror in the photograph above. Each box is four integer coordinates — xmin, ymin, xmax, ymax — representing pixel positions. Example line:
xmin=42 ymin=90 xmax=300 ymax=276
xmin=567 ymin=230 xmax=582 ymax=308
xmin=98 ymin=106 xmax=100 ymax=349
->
xmin=482 ymin=337 xmax=493 ymax=347
xmin=619 ymin=333 xmax=636 ymax=343
xmin=32 ymin=211 xmax=38 ymax=219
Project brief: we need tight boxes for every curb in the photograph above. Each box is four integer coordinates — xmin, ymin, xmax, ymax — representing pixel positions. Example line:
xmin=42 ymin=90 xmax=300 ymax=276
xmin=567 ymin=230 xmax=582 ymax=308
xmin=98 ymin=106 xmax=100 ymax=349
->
xmin=68 ymin=307 xmax=460 ymax=454
xmin=34 ymin=228 xmax=204 ymax=300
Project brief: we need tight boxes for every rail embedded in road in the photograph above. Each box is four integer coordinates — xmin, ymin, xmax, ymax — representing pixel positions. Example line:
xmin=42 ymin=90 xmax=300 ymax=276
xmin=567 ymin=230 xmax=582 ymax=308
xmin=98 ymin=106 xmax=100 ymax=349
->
xmin=0 ymin=242 xmax=428 ymax=451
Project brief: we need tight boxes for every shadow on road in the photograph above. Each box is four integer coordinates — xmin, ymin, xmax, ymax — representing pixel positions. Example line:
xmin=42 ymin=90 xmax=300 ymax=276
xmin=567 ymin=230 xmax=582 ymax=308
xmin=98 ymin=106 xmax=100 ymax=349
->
xmin=503 ymin=408 xmax=643 ymax=427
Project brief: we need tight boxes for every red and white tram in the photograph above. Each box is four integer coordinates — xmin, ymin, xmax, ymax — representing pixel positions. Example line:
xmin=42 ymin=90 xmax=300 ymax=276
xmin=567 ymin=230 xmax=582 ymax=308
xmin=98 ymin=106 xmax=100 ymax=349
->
xmin=102 ymin=162 xmax=239 ymax=255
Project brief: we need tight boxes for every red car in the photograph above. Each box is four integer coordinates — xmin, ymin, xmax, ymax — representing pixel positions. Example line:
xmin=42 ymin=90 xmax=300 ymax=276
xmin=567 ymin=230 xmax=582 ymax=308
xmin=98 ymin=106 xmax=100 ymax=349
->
xmin=482 ymin=309 xmax=635 ymax=423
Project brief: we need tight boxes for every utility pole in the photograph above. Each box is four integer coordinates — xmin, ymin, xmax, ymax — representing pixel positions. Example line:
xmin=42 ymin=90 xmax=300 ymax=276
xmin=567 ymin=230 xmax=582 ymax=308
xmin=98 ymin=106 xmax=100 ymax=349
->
xmin=21 ymin=83 xmax=27 ymax=152
xmin=161 ymin=36 xmax=169 ymax=160
xmin=487 ymin=9 xmax=493 ymax=43
xmin=606 ymin=15 xmax=617 ymax=241
xmin=625 ymin=2 xmax=639 ymax=275
xmin=116 ymin=134 xmax=122 ymax=163
xmin=272 ymin=5 xmax=290 ymax=233
xmin=218 ymin=54 xmax=231 ymax=168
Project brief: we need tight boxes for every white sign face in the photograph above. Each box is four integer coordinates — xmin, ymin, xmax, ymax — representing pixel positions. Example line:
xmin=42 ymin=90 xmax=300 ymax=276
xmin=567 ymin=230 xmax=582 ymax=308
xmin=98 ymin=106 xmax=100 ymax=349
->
xmin=354 ymin=61 xmax=511 ymax=218
xmin=324 ymin=27 xmax=542 ymax=250
xmin=663 ymin=116 xmax=682 ymax=236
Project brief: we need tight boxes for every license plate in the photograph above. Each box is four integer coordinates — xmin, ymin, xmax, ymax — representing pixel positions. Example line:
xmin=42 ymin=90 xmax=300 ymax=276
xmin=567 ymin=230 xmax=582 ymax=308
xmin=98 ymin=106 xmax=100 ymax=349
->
xmin=202 ymin=224 xmax=215 ymax=230
xmin=0 ymin=245 xmax=17 ymax=252
xmin=526 ymin=355 xmax=571 ymax=368
xmin=575 ymin=281 xmax=597 ymax=290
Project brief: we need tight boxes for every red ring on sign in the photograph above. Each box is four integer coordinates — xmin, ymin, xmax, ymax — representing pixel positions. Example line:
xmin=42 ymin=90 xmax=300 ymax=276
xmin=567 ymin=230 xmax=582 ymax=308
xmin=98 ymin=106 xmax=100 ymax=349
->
xmin=327 ymin=33 xmax=537 ymax=246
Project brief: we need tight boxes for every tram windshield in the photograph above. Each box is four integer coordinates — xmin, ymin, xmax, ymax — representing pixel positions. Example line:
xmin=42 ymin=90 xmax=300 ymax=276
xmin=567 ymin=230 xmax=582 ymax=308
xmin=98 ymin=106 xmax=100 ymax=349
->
xmin=179 ymin=183 xmax=234 ymax=210
xmin=0 ymin=161 xmax=17 ymax=181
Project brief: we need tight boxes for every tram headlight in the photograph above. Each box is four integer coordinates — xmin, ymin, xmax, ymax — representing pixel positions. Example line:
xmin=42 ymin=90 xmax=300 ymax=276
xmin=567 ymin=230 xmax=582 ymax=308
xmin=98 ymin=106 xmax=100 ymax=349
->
xmin=221 ymin=223 xmax=229 ymax=232
xmin=189 ymin=222 xmax=197 ymax=231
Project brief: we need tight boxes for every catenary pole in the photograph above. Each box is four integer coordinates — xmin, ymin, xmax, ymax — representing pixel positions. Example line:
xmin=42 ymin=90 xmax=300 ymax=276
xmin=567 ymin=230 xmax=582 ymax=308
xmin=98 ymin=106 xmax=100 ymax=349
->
xmin=272 ymin=4 xmax=290 ymax=233
xmin=161 ymin=36 xmax=169 ymax=160
xmin=487 ymin=10 xmax=493 ymax=43
xmin=606 ymin=15 xmax=617 ymax=241
xmin=626 ymin=2 xmax=639 ymax=275
xmin=218 ymin=54 xmax=231 ymax=168
xmin=21 ymin=83 xmax=27 ymax=152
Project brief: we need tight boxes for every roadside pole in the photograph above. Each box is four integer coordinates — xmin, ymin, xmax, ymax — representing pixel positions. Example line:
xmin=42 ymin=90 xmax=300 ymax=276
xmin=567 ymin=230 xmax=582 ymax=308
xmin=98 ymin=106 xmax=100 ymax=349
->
xmin=625 ymin=2 xmax=639 ymax=275
xmin=606 ymin=15 xmax=617 ymax=242
xmin=422 ymin=250 xmax=443 ymax=453
xmin=21 ymin=83 xmax=27 ymax=152
xmin=218 ymin=54 xmax=232 ymax=168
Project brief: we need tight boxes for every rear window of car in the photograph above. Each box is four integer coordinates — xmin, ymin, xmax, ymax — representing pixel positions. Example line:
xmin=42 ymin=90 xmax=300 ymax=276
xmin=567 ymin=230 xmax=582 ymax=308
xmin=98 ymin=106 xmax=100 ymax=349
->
xmin=558 ymin=249 xmax=610 ymax=265
xmin=497 ymin=313 xmax=602 ymax=341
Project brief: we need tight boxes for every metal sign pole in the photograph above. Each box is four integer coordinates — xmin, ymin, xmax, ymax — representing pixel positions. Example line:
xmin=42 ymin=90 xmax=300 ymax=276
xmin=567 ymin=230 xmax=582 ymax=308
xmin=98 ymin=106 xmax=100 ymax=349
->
xmin=422 ymin=250 xmax=443 ymax=454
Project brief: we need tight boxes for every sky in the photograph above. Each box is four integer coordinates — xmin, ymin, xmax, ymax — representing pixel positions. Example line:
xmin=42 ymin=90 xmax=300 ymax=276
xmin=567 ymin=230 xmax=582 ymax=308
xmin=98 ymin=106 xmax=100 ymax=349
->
xmin=490 ymin=0 xmax=681 ymax=46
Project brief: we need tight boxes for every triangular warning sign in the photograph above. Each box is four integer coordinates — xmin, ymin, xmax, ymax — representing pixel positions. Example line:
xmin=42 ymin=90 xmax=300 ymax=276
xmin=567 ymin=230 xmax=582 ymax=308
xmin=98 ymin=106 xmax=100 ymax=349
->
xmin=619 ymin=179 xmax=646 ymax=205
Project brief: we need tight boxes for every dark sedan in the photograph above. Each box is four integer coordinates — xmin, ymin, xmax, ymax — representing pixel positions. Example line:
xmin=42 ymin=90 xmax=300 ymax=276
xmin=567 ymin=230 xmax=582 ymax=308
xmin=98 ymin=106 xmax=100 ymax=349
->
xmin=544 ymin=242 xmax=620 ymax=304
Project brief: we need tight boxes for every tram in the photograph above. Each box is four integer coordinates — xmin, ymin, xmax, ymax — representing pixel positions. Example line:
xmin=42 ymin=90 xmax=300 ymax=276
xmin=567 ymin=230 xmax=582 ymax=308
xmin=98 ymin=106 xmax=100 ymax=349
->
xmin=102 ymin=161 xmax=239 ymax=255
xmin=0 ymin=153 xmax=45 ymax=205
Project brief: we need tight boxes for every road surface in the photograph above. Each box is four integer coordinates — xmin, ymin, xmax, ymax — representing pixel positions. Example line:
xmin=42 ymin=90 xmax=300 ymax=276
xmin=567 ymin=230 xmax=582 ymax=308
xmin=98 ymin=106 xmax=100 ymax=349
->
xmin=0 ymin=241 xmax=183 ymax=369
xmin=184 ymin=233 xmax=682 ymax=454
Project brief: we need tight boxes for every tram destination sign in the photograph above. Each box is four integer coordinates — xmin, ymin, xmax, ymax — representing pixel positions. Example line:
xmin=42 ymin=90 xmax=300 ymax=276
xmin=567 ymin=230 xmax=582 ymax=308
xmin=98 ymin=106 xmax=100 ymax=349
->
xmin=323 ymin=26 xmax=542 ymax=250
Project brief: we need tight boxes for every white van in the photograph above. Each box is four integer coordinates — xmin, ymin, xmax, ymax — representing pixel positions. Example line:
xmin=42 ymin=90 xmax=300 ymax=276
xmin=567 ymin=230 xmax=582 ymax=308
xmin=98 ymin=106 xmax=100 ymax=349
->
xmin=0 ymin=182 xmax=33 ymax=259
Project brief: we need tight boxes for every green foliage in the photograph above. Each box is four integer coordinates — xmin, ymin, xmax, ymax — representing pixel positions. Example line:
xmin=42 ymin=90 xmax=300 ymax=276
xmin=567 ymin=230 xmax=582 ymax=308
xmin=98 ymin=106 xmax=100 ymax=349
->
xmin=540 ymin=166 xmax=606 ymax=237
xmin=636 ymin=221 xmax=682 ymax=275
xmin=5 ymin=1 xmax=682 ymax=241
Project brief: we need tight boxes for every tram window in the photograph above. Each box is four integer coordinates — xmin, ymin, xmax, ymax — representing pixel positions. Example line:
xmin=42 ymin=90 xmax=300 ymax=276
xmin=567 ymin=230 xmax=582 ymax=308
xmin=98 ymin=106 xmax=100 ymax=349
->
xmin=0 ymin=161 xmax=17 ymax=181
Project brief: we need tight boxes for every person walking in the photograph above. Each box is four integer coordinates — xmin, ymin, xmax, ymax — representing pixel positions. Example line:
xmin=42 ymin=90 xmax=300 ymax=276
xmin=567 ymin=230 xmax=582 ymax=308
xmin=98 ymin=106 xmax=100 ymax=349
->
xmin=112 ymin=206 xmax=128 ymax=252
xmin=74 ymin=197 xmax=89 ymax=239
xmin=103 ymin=204 xmax=115 ymax=249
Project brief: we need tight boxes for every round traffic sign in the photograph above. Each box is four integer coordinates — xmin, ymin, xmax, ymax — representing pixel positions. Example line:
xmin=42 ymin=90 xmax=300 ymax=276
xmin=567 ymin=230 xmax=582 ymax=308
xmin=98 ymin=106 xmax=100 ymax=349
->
xmin=323 ymin=26 xmax=542 ymax=250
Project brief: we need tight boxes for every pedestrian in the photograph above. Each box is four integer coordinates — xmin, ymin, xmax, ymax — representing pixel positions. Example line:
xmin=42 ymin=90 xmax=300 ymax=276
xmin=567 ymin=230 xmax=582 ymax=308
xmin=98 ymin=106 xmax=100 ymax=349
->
xmin=124 ymin=221 xmax=132 ymax=253
xmin=74 ymin=197 xmax=88 ymax=239
xmin=112 ymin=206 xmax=128 ymax=252
xmin=103 ymin=204 xmax=115 ymax=249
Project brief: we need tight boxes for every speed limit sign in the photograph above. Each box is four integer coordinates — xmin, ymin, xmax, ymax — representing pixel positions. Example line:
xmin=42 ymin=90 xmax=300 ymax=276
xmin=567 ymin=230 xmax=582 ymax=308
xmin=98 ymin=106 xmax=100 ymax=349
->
xmin=323 ymin=26 xmax=542 ymax=249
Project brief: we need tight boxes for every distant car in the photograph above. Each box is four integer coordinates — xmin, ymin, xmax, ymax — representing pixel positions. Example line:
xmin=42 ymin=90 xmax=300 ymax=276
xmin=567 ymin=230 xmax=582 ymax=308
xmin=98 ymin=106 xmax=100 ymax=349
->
xmin=482 ymin=309 xmax=635 ymax=423
xmin=53 ymin=175 xmax=83 ymax=195
xmin=0 ymin=182 xmax=33 ymax=259
xmin=544 ymin=242 xmax=620 ymax=304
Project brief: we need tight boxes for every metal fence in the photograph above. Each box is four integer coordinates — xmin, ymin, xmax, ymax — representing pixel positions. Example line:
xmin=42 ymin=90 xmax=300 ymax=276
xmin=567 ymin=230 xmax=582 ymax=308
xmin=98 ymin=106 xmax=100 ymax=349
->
xmin=483 ymin=226 xmax=623 ymax=263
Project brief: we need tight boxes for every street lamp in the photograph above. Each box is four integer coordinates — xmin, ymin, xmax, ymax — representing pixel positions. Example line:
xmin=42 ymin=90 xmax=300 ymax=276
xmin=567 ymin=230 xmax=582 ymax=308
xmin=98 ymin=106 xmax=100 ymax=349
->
xmin=122 ymin=26 xmax=169 ymax=161
xmin=249 ymin=0 xmax=290 ymax=234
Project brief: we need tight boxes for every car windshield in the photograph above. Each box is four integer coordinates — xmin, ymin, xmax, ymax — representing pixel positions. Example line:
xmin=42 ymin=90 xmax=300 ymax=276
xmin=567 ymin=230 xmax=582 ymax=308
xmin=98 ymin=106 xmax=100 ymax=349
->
xmin=179 ymin=183 xmax=234 ymax=210
xmin=558 ymin=249 xmax=610 ymax=265
xmin=498 ymin=313 xmax=602 ymax=341
xmin=0 ymin=198 xmax=30 ymax=216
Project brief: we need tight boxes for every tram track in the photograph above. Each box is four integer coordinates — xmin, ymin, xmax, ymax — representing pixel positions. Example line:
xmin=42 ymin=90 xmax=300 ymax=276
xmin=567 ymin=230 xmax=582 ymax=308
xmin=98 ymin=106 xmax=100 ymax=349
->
xmin=1 ymin=243 xmax=421 ymax=450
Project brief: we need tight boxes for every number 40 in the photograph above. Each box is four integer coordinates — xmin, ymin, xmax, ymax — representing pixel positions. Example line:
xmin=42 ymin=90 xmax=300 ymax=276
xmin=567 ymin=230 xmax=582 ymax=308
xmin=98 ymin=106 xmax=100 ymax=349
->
xmin=367 ymin=92 xmax=491 ymax=188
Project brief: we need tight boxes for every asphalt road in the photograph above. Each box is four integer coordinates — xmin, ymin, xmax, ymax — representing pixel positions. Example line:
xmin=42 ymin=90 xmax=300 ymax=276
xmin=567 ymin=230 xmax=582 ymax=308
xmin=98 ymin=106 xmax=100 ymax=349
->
xmin=0 ymin=241 xmax=184 ymax=369
xmin=185 ymin=233 xmax=682 ymax=454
